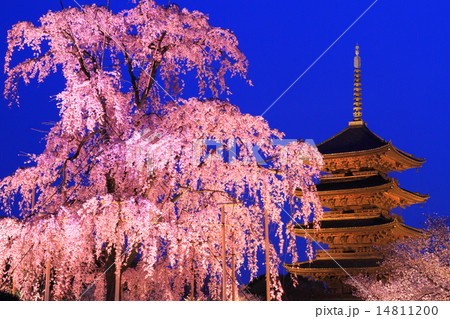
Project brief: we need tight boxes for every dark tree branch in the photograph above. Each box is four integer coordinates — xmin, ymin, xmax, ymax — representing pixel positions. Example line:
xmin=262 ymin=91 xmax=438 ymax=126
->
xmin=123 ymin=48 xmax=141 ymax=107
xmin=137 ymin=31 xmax=168 ymax=110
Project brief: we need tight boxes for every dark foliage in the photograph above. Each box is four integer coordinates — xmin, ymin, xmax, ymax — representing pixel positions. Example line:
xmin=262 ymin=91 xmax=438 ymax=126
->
xmin=0 ymin=290 xmax=20 ymax=301
xmin=246 ymin=274 xmax=330 ymax=301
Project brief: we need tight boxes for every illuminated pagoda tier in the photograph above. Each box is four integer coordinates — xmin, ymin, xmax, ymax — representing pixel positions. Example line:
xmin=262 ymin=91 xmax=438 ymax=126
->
xmin=285 ymin=45 xmax=428 ymax=297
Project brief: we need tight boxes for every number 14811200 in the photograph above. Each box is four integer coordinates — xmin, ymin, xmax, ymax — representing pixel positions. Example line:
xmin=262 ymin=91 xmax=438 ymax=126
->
xmin=376 ymin=306 xmax=438 ymax=316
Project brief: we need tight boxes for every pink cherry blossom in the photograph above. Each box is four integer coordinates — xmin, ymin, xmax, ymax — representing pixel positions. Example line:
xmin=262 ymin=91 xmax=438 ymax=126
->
xmin=347 ymin=215 xmax=450 ymax=301
xmin=0 ymin=1 xmax=322 ymax=300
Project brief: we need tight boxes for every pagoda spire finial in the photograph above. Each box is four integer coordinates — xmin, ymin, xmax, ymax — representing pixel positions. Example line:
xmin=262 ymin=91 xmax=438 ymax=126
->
xmin=349 ymin=43 xmax=364 ymax=126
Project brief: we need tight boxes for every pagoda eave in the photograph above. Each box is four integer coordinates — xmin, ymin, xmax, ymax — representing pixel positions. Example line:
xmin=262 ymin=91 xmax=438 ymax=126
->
xmin=284 ymin=262 xmax=380 ymax=277
xmin=300 ymin=179 xmax=428 ymax=206
xmin=293 ymin=219 xmax=422 ymax=238
xmin=323 ymin=144 xmax=423 ymax=172
xmin=323 ymin=141 xmax=422 ymax=161
xmin=388 ymin=184 xmax=429 ymax=204
xmin=387 ymin=143 xmax=425 ymax=167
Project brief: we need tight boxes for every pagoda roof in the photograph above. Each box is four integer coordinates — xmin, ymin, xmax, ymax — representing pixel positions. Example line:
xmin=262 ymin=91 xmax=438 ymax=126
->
xmin=311 ymin=217 xmax=390 ymax=229
xmin=317 ymin=174 xmax=388 ymax=192
xmin=293 ymin=218 xmax=423 ymax=237
xmin=310 ymin=175 xmax=429 ymax=205
xmin=284 ymin=258 xmax=383 ymax=276
xmin=287 ymin=258 xmax=382 ymax=269
xmin=318 ymin=124 xmax=387 ymax=154
xmin=317 ymin=124 xmax=424 ymax=166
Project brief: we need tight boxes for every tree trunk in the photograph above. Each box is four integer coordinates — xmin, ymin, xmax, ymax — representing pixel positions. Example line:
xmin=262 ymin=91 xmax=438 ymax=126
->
xmin=221 ymin=206 xmax=226 ymax=301
xmin=264 ymin=209 xmax=271 ymax=301
xmin=105 ymin=248 xmax=117 ymax=301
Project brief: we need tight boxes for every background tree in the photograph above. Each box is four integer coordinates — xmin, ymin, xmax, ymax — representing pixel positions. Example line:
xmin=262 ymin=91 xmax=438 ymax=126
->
xmin=347 ymin=215 xmax=450 ymax=301
xmin=0 ymin=0 xmax=323 ymax=300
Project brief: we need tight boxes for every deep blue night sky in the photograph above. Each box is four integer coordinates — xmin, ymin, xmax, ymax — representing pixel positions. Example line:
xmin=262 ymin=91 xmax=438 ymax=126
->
xmin=1 ymin=0 xmax=449 ymax=280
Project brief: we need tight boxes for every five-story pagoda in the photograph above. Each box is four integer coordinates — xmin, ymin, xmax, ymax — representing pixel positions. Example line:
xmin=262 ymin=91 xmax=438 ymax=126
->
xmin=284 ymin=45 xmax=428 ymax=297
